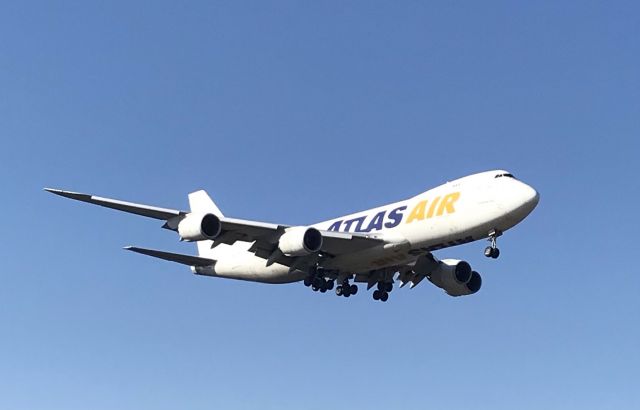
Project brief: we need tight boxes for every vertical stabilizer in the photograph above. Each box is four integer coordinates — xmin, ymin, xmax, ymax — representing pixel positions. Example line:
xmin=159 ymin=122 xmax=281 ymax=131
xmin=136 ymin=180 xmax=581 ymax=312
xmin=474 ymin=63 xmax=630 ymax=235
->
xmin=188 ymin=190 xmax=224 ymax=257
xmin=188 ymin=190 xmax=224 ymax=216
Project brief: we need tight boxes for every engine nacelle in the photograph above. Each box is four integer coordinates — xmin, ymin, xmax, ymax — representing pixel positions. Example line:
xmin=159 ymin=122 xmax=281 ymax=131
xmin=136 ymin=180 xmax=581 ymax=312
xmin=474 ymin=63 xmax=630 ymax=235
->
xmin=278 ymin=227 xmax=323 ymax=256
xmin=177 ymin=213 xmax=222 ymax=241
xmin=428 ymin=259 xmax=482 ymax=297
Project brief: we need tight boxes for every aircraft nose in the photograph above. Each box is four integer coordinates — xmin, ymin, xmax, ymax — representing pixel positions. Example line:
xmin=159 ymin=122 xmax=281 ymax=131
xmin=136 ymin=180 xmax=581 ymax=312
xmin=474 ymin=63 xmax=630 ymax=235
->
xmin=497 ymin=179 xmax=540 ymax=226
xmin=524 ymin=184 xmax=540 ymax=207
xmin=519 ymin=182 xmax=540 ymax=215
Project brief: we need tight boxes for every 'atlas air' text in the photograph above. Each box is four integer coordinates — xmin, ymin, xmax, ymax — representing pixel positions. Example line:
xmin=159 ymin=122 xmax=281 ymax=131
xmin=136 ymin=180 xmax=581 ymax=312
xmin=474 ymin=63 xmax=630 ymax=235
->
xmin=326 ymin=192 xmax=460 ymax=233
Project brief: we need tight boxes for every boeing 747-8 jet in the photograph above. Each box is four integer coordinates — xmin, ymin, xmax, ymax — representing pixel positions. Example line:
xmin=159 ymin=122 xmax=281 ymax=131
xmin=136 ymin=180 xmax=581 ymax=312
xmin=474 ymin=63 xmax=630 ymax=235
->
xmin=46 ymin=170 xmax=539 ymax=302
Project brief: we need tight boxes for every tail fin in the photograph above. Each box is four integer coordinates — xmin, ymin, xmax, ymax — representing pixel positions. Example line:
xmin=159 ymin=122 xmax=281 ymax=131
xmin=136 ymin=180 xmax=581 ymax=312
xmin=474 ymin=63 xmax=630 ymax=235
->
xmin=188 ymin=190 xmax=224 ymax=217
xmin=188 ymin=190 xmax=224 ymax=257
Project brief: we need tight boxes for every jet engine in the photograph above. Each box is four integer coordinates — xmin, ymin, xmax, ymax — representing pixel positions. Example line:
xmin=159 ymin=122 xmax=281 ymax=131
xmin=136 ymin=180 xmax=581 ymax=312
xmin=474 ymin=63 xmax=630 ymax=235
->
xmin=177 ymin=213 xmax=222 ymax=241
xmin=428 ymin=259 xmax=482 ymax=297
xmin=278 ymin=227 xmax=323 ymax=256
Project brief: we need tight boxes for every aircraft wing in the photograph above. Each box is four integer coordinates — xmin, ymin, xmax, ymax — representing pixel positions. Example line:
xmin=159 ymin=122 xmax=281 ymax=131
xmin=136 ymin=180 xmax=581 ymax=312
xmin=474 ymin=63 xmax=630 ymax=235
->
xmin=45 ymin=188 xmax=385 ymax=265
xmin=315 ymin=230 xmax=384 ymax=255
xmin=240 ymin=223 xmax=385 ymax=271
xmin=209 ymin=217 xmax=384 ymax=271
xmin=214 ymin=217 xmax=383 ymax=256
xmin=44 ymin=188 xmax=187 ymax=220
xmin=125 ymin=246 xmax=216 ymax=266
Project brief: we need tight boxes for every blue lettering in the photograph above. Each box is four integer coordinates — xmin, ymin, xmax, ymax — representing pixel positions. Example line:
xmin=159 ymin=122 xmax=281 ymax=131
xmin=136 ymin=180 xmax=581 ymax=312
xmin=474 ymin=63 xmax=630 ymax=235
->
xmin=384 ymin=206 xmax=407 ymax=228
xmin=363 ymin=211 xmax=386 ymax=232
xmin=327 ymin=220 xmax=342 ymax=231
xmin=344 ymin=216 xmax=366 ymax=232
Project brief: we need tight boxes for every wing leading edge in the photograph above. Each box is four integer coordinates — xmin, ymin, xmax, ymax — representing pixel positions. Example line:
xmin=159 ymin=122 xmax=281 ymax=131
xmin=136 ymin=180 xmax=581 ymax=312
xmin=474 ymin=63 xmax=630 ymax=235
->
xmin=44 ymin=188 xmax=186 ymax=220
xmin=46 ymin=188 xmax=387 ymax=268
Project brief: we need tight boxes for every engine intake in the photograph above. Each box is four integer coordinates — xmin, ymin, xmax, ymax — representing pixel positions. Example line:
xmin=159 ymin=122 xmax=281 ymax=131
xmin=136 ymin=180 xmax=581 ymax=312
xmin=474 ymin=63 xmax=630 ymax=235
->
xmin=466 ymin=271 xmax=482 ymax=294
xmin=428 ymin=259 xmax=482 ymax=297
xmin=178 ymin=213 xmax=222 ymax=241
xmin=278 ymin=227 xmax=323 ymax=256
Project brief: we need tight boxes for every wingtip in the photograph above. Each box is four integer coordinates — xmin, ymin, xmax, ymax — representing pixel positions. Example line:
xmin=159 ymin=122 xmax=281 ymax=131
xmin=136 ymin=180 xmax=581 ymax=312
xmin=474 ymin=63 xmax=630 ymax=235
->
xmin=44 ymin=188 xmax=75 ymax=198
xmin=43 ymin=188 xmax=91 ymax=200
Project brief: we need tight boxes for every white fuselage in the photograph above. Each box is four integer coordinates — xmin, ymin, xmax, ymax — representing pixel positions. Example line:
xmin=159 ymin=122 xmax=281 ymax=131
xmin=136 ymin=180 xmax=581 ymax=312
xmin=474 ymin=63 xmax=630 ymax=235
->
xmin=198 ymin=170 xmax=539 ymax=283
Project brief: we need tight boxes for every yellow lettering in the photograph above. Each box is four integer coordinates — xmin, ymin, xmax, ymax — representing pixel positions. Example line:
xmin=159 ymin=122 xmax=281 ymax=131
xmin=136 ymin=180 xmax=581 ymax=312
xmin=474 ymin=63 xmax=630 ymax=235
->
xmin=406 ymin=200 xmax=427 ymax=223
xmin=426 ymin=196 xmax=441 ymax=218
xmin=437 ymin=192 xmax=460 ymax=216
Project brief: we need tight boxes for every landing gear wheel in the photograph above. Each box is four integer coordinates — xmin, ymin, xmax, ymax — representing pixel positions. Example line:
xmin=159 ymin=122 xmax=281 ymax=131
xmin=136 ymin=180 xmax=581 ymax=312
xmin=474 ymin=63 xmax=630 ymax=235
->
xmin=335 ymin=285 xmax=343 ymax=296
xmin=320 ymin=287 xmax=327 ymax=293
xmin=312 ymin=285 xmax=319 ymax=292
xmin=380 ymin=292 xmax=389 ymax=302
xmin=385 ymin=283 xmax=393 ymax=292
xmin=373 ymin=290 xmax=381 ymax=300
xmin=326 ymin=280 xmax=334 ymax=290
xmin=304 ymin=277 xmax=313 ymax=287
xmin=350 ymin=284 xmax=358 ymax=295
xmin=484 ymin=246 xmax=500 ymax=259
xmin=485 ymin=229 xmax=502 ymax=259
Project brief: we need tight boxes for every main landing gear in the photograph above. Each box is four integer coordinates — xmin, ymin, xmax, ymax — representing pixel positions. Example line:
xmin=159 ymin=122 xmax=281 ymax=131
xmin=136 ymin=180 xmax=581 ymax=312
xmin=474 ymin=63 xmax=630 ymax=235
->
xmin=372 ymin=281 xmax=392 ymax=302
xmin=335 ymin=279 xmax=358 ymax=298
xmin=304 ymin=268 xmax=395 ymax=302
xmin=304 ymin=268 xmax=356 ymax=297
xmin=484 ymin=229 xmax=502 ymax=259
xmin=304 ymin=270 xmax=334 ymax=293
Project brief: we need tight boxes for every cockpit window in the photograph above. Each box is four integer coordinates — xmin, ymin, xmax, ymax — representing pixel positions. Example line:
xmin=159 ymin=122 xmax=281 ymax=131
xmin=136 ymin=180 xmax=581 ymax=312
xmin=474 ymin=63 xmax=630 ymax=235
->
xmin=495 ymin=173 xmax=516 ymax=179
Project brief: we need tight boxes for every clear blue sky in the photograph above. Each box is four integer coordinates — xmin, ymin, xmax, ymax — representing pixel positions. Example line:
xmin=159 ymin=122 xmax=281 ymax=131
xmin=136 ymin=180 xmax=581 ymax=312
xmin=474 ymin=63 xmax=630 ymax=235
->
xmin=1 ymin=1 xmax=638 ymax=409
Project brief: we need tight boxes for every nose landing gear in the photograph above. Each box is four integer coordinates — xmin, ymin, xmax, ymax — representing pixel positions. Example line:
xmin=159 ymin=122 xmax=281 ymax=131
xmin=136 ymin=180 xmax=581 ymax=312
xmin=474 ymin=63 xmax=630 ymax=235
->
xmin=484 ymin=229 xmax=502 ymax=259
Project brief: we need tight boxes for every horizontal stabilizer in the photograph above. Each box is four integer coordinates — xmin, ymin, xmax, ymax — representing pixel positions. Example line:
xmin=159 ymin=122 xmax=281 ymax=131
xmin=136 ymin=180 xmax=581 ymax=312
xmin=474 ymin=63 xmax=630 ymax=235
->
xmin=44 ymin=188 xmax=186 ymax=220
xmin=124 ymin=246 xmax=216 ymax=266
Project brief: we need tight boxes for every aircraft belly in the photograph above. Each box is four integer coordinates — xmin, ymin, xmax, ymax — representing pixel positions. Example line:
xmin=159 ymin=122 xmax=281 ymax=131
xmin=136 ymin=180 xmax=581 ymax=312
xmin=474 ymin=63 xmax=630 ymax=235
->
xmin=323 ymin=242 xmax=416 ymax=272
xmin=204 ymin=247 xmax=304 ymax=284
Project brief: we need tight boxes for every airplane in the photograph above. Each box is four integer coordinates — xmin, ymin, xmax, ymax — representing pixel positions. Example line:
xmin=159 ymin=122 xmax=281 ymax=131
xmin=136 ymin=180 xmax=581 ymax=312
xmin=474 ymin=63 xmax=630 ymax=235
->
xmin=45 ymin=170 xmax=539 ymax=302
